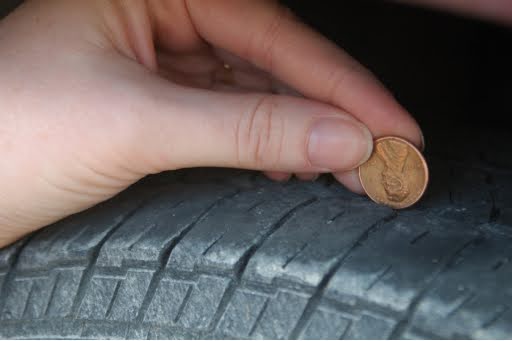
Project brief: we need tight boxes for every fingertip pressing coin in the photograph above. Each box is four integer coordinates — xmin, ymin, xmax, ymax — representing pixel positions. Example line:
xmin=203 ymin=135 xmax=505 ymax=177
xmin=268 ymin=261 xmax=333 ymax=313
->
xmin=358 ymin=136 xmax=429 ymax=209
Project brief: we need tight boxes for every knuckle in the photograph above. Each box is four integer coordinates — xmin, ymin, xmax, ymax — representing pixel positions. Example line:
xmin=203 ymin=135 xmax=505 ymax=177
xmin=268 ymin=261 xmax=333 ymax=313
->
xmin=237 ymin=95 xmax=284 ymax=169
xmin=248 ymin=4 xmax=291 ymax=72
xmin=325 ymin=69 xmax=350 ymax=104
xmin=325 ymin=63 xmax=363 ymax=103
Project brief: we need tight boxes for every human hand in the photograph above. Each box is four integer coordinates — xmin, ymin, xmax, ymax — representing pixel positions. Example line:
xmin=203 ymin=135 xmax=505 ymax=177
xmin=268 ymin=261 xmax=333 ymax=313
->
xmin=0 ymin=0 xmax=422 ymax=247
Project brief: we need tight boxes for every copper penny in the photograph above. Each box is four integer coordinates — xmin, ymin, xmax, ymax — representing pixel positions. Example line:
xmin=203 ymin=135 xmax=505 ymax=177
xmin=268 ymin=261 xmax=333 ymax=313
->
xmin=358 ymin=136 xmax=428 ymax=209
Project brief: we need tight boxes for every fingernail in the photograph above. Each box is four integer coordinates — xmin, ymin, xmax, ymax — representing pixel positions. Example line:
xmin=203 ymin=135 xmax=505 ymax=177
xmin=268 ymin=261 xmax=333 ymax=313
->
xmin=419 ymin=130 xmax=426 ymax=152
xmin=307 ymin=118 xmax=373 ymax=171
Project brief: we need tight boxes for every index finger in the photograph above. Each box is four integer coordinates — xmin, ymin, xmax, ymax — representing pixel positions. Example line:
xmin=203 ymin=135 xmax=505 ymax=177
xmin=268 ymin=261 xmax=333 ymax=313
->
xmin=186 ymin=0 xmax=424 ymax=148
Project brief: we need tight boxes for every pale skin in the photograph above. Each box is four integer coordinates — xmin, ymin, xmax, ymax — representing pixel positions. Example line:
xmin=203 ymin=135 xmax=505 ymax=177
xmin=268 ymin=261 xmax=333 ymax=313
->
xmin=0 ymin=0 xmax=509 ymax=248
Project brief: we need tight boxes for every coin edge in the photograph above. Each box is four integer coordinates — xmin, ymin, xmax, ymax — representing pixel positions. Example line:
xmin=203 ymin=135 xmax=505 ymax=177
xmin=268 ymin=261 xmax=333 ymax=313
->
xmin=358 ymin=136 xmax=429 ymax=209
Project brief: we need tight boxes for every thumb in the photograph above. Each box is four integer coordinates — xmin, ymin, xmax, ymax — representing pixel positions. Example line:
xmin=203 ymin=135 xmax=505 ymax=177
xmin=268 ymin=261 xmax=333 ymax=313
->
xmin=134 ymin=82 xmax=373 ymax=174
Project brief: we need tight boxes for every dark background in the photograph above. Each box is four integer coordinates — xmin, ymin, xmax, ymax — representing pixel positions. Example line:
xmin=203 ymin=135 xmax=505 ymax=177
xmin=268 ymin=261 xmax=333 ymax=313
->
xmin=282 ymin=0 xmax=512 ymax=134
xmin=0 ymin=0 xmax=20 ymax=18
xmin=2 ymin=1 xmax=511 ymax=140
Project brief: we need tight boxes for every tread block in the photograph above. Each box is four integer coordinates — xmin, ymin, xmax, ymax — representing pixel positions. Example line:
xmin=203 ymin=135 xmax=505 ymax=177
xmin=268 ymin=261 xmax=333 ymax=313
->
xmin=16 ymin=192 xmax=150 ymax=271
xmin=78 ymin=275 xmax=122 ymax=319
xmin=0 ymin=239 xmax=23 ymax=270
xmin=146 ymin=326 xmax=198 ymax=340
xmin=251 ymin=290 xmax=310 ymax=339
xmin=0 ymin=151 xmax=512 ymax=340
xmin=97 ymin=185 xmax=234 ymax=267
xmin=475 ymin=308 xmax=512 ymax=339
xmin=81 ymin=321 xmax=127 ymax=339
xmin=126 ymin=325 xmax=150 ymax=339
xmin=217 ymin=289 xmax=269 ymax=338
xmin=407 ymin=231 xmax=512 ymax=339
xmin=108 ymin=269 xmax=154 ymax=321
xmin=144 ymin=278 xmax=192 ymax=323
xmin=1 ymin=277 xmax=32 ymax=320
xmin=0 ymin=269 xmax=80 ymax=320
xmin=325 ymin=213 xmax=476 ymax=312
xmin=300 ymin=308 xmax=351 ymax=340
xmin=176 ymin=275 xmax=231 ymax=330
xmin=23 ymin=276 xmax=54 ymax=319
xmin=243 ymin=198 xmax=392 ymax=286
xmin=343 ymin=313 xmax=396 ymax=339
xmin=144 ymin=275 xmax=230 ymax=330
xmin=0 ymin=320 xmax=83 ymax=339
xmin=167 ymin=185 xmax=313 ymax=272
xmin=77 ymin=269 xmax=153 ymax=321
xmin=401 ymin=328 xmax=437 ymax=339
xmin=45 ymin=268 xmax=83 ymax=317
xmin=0 ymin=273 xmax=5 ymax=295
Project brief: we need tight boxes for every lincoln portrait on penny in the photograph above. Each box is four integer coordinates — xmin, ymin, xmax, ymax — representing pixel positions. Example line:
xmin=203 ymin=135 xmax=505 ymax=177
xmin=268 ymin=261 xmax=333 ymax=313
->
xmin=376 ymin=140 xmax=411 ymax=202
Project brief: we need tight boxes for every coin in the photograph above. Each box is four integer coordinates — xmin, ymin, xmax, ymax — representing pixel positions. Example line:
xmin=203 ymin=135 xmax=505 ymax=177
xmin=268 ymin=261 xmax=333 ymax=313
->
xmin=358 ymin=136 xmax=428 ymax=209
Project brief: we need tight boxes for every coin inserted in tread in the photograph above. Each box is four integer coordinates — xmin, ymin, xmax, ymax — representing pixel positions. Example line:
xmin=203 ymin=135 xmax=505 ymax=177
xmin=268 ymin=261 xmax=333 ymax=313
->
xmin=359 ymin=136 xmax=428 ymax=209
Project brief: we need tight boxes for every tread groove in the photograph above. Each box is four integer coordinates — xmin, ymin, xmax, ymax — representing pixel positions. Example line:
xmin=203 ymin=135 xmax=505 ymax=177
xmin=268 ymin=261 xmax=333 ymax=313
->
xmin=248 ymin=200 xmax=266 ymax=212
xmin=248 ymin=297 xmax=270 ymax=337
xmin=481 ymin=305 xmax=509 ymax=329
xmin=207 ymin=280 xmax=237 ymax=332
xmin=43 ymin=272 xmax=60 ymax=317
xmin=135 ymin=189 xmax=240 ymax=323
xmin=0 ymin=234 xmax=40 ymax=316
xmin=69 ymin=192 xmax=166 ymax=317
xmin=206 ymin=196 xmax=319 ymax=334
xmin=201 ymin=232 xmax=227 ymax=256
xmin=173 ymin=285 xmax=193 ymax=323
xmin=282 ymin=242 xmax=309 ymax=270
xmin=491 ymin=258 xmax=509 ymax=271
xmin=409 ymin=231 xmax=430 ymax=245
xmin=289 ymin=212 xmax=398 ymax=339
xmin=327 ymin=210 xmax=345 ymax=223
xmin=339 ymin=320 xmax=353 ymax=340
xmin=21 ymin=280 xmax=35 ymax=318
xmin=365 ymin=265 xmax=392 ymax=292
xmin=63 ymin=226 xmax=90 ymax=249
xmin=126 ymin=223 xmax=157 ymax=251
xmin=1 ymin=145 xmax=512 ymax=340
xmin=446 ymin=292 xmax=476 ymax=318
xmin=104 ymin=279 xmax=122 ymax=319
xmin=234 ymin=197 xmax=318 ymax=278
xmin=389 ymin=236 xmax=483 ymax=339
xmin=126 ymin=197 xmax=186 ymax=252
xmin=282 ymin=227 xmax=323 ymax=270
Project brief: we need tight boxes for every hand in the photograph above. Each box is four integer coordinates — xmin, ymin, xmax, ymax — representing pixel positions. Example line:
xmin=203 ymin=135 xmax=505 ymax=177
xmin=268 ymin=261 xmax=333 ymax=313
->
xmin=0 ymin=0 xmax=422 ymax=247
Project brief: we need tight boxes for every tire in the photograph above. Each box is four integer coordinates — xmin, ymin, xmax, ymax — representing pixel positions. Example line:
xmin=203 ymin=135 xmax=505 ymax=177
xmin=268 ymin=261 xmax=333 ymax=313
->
xmin=0 ymin=129 xmax=512 ymax=339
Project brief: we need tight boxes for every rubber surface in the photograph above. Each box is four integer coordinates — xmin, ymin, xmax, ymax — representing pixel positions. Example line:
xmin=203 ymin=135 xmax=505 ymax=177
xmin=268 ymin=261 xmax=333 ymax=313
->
xmin=0 ymin=129 xmax=511 ymax=339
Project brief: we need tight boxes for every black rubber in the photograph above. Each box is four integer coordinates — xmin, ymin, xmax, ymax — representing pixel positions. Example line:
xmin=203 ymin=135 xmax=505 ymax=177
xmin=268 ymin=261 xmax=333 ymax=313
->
xmin=0 ymin=129 xmax=511 ymax=339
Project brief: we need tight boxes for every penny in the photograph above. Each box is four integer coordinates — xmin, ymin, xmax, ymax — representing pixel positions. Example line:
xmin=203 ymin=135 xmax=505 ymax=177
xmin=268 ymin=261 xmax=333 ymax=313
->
xmin=358 ymin=136 xmax=428 ymax=209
